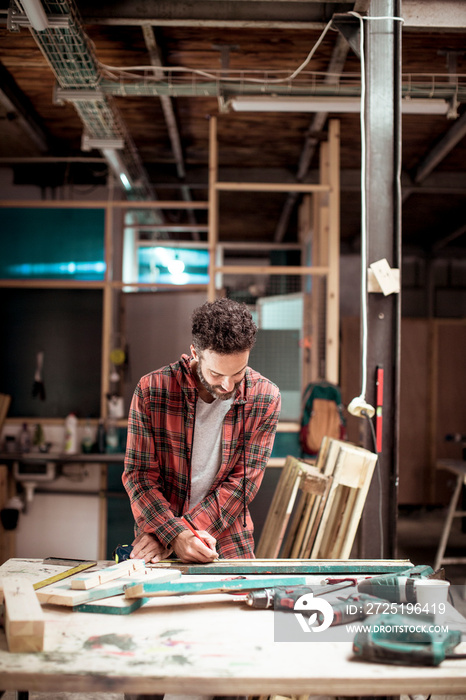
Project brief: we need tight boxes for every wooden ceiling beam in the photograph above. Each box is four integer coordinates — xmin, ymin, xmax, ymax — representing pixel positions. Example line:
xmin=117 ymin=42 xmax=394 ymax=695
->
xmin=77 ymin=0 xmax=347 ymax=28
xmin=0 ymin=62 xmax=50 ymax=154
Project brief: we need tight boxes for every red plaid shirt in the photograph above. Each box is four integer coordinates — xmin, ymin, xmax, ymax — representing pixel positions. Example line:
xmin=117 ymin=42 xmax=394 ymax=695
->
xmin=123 ymin=353 xmax=281 ymax=559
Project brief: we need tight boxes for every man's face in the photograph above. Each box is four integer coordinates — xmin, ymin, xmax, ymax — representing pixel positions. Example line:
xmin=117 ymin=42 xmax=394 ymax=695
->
xmin=191 ymin=346 xmax=249 ymax=401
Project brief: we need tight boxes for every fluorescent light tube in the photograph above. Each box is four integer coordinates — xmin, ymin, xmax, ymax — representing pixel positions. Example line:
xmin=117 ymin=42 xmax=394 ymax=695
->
xmin=230 ymin=96 xmax=449 ymax=115
xmin=20 ymin=0 xmax=49 ymax=31
xmin=101 ymin=148 xmax=134 ymax=192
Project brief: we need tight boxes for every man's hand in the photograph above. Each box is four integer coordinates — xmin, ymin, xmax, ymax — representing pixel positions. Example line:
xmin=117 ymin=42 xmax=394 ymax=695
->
xmin=172 ymin=530 xmax=219 ymax=563
xmin=130 ymin=532 xmax=172 ymax=564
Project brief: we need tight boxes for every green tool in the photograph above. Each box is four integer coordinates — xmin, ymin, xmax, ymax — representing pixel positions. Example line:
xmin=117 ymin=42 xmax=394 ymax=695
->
xmin=353 ymin=613 xmax=465 ymax=666
xmin=357 ymin=564 xmax=438 ymax=603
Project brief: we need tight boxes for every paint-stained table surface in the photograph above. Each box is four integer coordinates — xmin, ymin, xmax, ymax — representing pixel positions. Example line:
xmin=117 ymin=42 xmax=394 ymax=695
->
xmin=0 ymin=558 xmax=466 ymax=696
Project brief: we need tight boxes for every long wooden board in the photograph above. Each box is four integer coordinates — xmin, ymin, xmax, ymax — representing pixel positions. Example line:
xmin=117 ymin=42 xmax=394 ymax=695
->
xmin=150 ymin=559 xmax=413 ymax=576
xmin=124 ymin=575 xmax=308 ymax=599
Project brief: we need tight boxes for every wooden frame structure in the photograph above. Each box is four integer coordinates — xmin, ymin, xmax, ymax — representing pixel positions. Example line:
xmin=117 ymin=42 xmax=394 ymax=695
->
xmin=0 ymin=118 xmax=340 ymax=423
xmin=256 ymin=439 xmax=378 ymax=560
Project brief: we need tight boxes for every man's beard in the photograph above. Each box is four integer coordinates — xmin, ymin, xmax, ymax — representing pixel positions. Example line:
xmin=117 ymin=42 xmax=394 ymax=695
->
xmin=196 ymin=360 xmax=241 ymax=401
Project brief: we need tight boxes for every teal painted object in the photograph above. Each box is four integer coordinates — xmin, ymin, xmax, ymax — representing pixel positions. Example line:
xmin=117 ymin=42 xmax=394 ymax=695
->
xmin=74 ymin=596 xmax=149 ymax=615
xmin=125 ymin=575 xmax=308 ymax=598
xmin=353 ymin=613 xmax=462 ymax=666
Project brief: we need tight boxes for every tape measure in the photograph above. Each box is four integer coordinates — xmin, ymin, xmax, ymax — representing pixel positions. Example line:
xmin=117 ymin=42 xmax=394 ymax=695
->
xmin=113 ymin=544 xmax=133 ymax=563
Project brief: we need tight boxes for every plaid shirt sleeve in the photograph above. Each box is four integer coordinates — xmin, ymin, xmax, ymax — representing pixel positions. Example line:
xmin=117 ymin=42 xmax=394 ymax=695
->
xmin=186 ymin=380 xmax=281 ymax=540
xmin=122 ymin=380 xmax=186 ymax=546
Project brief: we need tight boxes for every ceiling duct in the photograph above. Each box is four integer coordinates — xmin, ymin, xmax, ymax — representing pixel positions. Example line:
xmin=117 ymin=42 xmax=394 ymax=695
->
xmin=13 ymin=0 xmax=153 ymax=199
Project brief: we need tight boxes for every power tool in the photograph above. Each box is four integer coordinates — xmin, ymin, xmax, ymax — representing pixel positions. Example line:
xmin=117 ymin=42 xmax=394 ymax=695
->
xmin=357 ymin=564 xmax=441 ymax=603
xmin=353 ymin=612 xmax=465 ymax=666
xmin=246 ymin=580 xmax=355 ymax=610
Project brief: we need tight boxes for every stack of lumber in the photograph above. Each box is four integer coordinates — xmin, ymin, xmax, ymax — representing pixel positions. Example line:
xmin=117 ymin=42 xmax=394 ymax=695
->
xmin=0 ymin=559 xmax=178 ymax=651
xmin=256 ymin=437 xmax=378 ymax=560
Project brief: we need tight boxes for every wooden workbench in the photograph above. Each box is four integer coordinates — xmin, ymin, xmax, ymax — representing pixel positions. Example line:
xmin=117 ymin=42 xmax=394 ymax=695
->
xmin=0 ymin=558 xmax=466 ymax=697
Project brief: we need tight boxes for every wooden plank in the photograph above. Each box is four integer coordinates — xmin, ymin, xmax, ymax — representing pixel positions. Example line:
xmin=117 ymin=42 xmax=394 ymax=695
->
xmin=74 ymin=594 xmax=149 ymax=615
xmin=288 ymin=492 xmax=314 ymax=558
xmin=125 ymin=575 xmax=308 ymax=599
xmin=282 ymin=466 xmax=331 ymax=558
xmin=3 ymin=577 xmax=44 ymax=652
xmin=256 ymin=456 xmax=303 ymax=558
xmin=324 ymin=119 xmax=340 ymax=385
xmin=337 ymin=455 xmax=378 ymax=560
xmin=300 ymin=474 xmax=334 ymax=558
xmin=280 ymin=485 xmax=308 ymax=558
xmin=215 ymin=182 xmax=331 ymax=193
xmin=37 ymin=569 xmax=181 ymax=607
xmin=151 ymin=558 xmax=413 ymax=575
xmin=273 ymin=472 xmax=302 ymax=557
xmin=71 ymin=558 xmax=145 ymax=590
xmin=310 ymin=442 xmax=377 ymax=559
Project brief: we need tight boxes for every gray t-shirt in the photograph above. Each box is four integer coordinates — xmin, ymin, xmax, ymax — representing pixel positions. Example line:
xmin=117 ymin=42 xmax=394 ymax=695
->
xmin=188 ymin=395 xmax=234 ymax=509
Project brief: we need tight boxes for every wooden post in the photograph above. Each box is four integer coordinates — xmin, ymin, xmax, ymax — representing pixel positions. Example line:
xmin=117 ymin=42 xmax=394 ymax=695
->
xmin=208 ymin=116 xmax=219 ymax=301
xmin=100 ymin=204 xmax=114 ymax=418
xmin=325 ymin=119 xmax=341 ymax=385
xmin=298 ymin=195 xmax=314 ymax=390
xmin=3 ymin=578 xmax=44 ymax=652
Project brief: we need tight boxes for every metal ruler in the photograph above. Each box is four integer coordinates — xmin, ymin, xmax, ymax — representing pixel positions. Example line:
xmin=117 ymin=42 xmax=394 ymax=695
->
xmin=33 ymin=558 xmax=97 ymax=590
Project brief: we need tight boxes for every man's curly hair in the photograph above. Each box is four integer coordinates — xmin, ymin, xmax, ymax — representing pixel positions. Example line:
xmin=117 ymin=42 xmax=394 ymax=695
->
xmin=191 ymin=298 xmax=257 ymax=354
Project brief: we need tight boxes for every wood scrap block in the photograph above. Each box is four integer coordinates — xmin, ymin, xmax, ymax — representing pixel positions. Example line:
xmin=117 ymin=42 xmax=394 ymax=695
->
xmin=2 ymin=577 xmax=44 ymax=652
xmin=71 ymin=558 xmax=145 ymax=589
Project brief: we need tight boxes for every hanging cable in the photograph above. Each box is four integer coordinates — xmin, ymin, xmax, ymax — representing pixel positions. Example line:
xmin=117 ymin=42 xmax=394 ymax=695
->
xmin=99 ymin=19 xmax=335 ymax=85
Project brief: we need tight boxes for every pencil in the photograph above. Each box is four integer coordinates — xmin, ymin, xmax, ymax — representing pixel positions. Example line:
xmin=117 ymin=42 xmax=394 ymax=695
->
xmin=181 ymin=517 xmax=211 ymax=548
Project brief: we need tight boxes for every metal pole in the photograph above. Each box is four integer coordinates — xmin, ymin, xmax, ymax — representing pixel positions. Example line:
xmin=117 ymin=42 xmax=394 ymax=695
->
xmin=357 ymin=0 xmax=401 ymax=559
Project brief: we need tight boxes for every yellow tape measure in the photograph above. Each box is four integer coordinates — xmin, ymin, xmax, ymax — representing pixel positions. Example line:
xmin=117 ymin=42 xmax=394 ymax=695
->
xmin=33 ymin=560 xmax=97 ymax=590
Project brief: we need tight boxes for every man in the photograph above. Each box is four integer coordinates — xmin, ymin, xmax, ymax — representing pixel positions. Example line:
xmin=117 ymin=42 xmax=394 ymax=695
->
xmin=123 ymin=297 xmax=281 ymax=563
